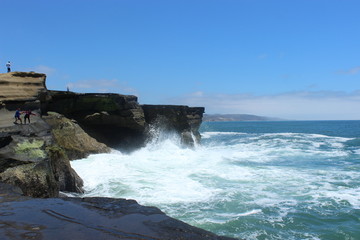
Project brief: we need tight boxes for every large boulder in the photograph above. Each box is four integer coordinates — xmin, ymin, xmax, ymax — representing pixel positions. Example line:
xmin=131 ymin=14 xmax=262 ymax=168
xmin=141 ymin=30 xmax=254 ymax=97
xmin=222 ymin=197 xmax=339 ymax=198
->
xmin=0 ymin=128 xmax=84 ymax=197
xmin=0 ymin=111 xmax=109 ymax=197
xmin=43 ymin=112 xmax=110 ymax=160
xmin=0 ymin=134 xmax=51 ymax=173
xmin=0 ymin=160 xmax=59 ymax=198
xmin=46 ymin=146 xmax=84 ymax=193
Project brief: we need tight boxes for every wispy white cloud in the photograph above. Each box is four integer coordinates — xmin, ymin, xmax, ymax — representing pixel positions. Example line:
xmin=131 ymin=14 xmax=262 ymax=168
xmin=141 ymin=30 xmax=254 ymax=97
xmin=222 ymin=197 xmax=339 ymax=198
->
xmin=258 ymin=54 xmax=268 ymax=59
xmin=27 ymin=65 xmax=56 ymax=75
xmin=337 ymin=66 xmax=360 ymax=75
xmin=166 ymin=90 xmax=360 ymax=120
xmin=67 ymin=79 xmax=138 ymax=95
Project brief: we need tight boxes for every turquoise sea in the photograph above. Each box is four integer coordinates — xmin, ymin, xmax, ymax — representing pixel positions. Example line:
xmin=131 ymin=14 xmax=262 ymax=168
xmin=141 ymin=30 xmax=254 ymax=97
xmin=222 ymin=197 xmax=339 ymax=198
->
xmin=71 ymin=120 xmax=360 ymax=240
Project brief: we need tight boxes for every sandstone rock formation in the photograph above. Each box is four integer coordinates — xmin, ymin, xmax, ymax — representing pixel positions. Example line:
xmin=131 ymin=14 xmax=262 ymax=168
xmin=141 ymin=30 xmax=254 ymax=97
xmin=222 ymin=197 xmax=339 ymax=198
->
xmin=0 ymin=72 xmax=47 ymax=103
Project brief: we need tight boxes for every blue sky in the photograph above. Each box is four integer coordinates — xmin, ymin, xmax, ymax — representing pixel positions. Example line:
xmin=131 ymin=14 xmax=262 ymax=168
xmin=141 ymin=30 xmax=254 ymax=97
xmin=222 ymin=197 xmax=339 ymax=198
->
xmin=1 ymin=0 xmax=359 ymax=120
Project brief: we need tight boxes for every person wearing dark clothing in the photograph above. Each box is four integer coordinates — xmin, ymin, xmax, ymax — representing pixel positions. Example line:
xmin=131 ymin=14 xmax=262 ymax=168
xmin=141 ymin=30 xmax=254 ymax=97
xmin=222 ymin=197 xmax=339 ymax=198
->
xmin=6 ymin=61 xmax=11 ymax=73
xmin=14 ymin=109 xmax=22 ymax=124
xmin=23 ymin=110 xmax=36 ymax=124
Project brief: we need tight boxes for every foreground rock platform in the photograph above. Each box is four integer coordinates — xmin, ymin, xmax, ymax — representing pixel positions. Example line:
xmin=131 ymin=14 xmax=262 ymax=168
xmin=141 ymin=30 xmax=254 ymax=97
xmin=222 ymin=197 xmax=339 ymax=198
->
xmin=0 ymin=182 xmax=238 ymax=240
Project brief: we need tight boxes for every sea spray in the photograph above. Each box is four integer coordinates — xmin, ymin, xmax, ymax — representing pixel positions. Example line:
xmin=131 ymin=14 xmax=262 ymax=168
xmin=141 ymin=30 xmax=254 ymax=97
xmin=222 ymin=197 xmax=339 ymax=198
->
xmin=71 ymin=121 xmax=360 ymax=239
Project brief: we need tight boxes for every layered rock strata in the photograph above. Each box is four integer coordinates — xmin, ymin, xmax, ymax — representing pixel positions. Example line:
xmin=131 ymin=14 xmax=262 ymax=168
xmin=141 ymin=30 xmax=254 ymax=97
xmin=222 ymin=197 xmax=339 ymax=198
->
xmin=0 ymin=72 xmax=47 ymax=102
xmin=0 ymin=72 xmax=47 ymax=112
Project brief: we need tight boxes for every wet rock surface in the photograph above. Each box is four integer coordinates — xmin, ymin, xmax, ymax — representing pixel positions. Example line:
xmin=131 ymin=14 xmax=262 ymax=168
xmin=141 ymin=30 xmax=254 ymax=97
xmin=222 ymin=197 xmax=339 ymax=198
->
xmin=0 ymin=182 xmax=237 ymax=240
xmin=142 ymin=105 xmax=204 ymax=147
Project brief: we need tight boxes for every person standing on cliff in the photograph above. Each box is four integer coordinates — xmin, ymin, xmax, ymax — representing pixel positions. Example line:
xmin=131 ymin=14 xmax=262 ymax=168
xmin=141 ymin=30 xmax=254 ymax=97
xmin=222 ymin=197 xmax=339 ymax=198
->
xmin=14 ymin=108 xmax=22 ymax=124
xmin=23 ymin=110 xmax=36 ymax=124
xmin=6 ymin=61 xmax=11 ymax=72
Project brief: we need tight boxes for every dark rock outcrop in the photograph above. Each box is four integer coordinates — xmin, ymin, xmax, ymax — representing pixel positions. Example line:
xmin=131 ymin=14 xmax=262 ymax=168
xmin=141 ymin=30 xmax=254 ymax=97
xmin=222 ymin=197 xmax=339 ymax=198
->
xmin=142 ymin=105 xmax=204 ymax=146
xmin=46 ymin=146 xmax=84 ymax=194
xmin=43 ymin=91 xmax=205 ymax=151
xmin=44 ymin=91 xmax=147 ymax=151
xmin=0 ymin=111 xmax=107 ymax=197
xmin=0 ymin=160 xmax=59 ymax=198
xmin=0 ymin=117 xmax=59 ymax=197
xmin=0 ymin=181 xmax=237 ymax=240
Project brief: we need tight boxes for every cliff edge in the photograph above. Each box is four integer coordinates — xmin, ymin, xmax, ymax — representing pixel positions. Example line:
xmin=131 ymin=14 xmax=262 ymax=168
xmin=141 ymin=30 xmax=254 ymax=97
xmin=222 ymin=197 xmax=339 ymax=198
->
xmin=0 ymin=72 xmax=47 ymax=103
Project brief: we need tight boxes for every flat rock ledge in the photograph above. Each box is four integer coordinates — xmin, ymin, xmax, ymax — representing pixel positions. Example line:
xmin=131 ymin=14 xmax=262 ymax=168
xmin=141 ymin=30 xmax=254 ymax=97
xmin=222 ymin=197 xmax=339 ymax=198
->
xmin=0 ymin=182 xmax=238 ymax=240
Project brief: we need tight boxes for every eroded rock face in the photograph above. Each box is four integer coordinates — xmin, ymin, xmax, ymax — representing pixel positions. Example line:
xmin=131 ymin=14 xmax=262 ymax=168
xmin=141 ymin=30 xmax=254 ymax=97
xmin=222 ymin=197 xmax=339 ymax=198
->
xmin=45 ymin=91 xmax=147 ymax=151
xmin=43 ymin=112 xmax=110 ymax=160
xmin=46 ymin=146 xmax=84 ymax=194
xmin=0 ymin=119 xmax=53 ymax=175
xmin=142 ymin=105 xmax=205 ymax=146
xmin=0 ymin=72 xmax=47 ymax=104
xmin=43 ymin=91 xmax=205 ymax=150
xmin=0 ymin=114 xmax=105 ymax=197
xmin=0 ymin=160 xmax=59 ymax=198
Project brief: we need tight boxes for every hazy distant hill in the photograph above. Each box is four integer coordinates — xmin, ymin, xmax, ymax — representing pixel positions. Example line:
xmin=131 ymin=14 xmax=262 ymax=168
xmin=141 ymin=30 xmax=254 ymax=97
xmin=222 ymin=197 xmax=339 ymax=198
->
xmin=203 ymin=114 xmax=283 ymax=122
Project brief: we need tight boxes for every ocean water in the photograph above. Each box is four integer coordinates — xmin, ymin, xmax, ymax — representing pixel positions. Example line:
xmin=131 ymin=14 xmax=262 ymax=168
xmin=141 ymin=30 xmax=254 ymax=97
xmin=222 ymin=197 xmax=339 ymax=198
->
xmin=71 ymin=121 xmax=360 ymax=240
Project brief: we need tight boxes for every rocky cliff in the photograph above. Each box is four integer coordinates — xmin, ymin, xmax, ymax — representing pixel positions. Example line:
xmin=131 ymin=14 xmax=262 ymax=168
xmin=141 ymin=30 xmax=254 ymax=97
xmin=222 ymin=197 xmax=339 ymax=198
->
xmin=43 ymin=91 xmax=204 ymax=151
xmin=44 ymin=91 xmax=147 ymax=151
xmin=0 ymin=72 xmax=229 ymax=239
xmin=0 ymin=71 xmax=205 ymax=195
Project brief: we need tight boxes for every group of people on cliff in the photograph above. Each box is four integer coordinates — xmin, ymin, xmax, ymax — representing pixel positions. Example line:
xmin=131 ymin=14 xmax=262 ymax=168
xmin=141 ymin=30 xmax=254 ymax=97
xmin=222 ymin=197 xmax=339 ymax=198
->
xmin=14 ymin=109 xmax=36 ymax=125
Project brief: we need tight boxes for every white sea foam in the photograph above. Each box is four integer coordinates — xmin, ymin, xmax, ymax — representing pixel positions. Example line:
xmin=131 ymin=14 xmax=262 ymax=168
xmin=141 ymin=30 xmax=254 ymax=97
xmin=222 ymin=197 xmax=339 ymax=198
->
xmin=353 ymin=149 xmax=360 ymax=155
xmin=201 ymin=131 xmax=246 ymax=139
xmin=217 ymin=209 xmax=262 ymax=218
xmin=71 ymin=128 xmax=360 ymax=239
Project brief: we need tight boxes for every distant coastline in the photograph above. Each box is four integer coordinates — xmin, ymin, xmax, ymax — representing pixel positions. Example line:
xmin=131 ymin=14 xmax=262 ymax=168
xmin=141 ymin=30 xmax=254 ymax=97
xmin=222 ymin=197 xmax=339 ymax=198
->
xmin=203 ymin=114 xmax=284 ymax=122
